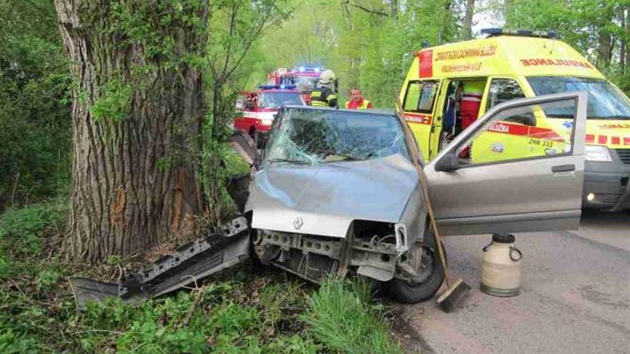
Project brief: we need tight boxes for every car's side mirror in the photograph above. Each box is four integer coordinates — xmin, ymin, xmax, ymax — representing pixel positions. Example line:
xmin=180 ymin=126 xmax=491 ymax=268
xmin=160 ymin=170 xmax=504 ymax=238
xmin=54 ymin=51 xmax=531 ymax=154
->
xmin=435 ymin=152 xmax=460 ymax=172
xmin=244 ymin=101 xmax=254 ymax=110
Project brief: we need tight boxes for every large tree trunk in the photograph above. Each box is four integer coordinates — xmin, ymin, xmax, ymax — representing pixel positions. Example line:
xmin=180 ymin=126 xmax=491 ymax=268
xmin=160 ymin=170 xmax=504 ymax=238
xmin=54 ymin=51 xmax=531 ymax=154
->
xmin=55 ymin=0 xmax=208 ymax=263
xmin=463 ymin=0 xmax=475 ymax=40
xmin=390 ymin=0 xmax=398 ymax=17
xmin=596 ymin=31 xmax=613 ymax=69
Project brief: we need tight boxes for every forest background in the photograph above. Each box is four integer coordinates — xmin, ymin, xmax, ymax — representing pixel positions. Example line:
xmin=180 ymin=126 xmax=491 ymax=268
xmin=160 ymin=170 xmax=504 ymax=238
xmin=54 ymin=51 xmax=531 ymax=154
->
xmin=1 ymin=0 xmax=628 ymax=212
xmin=0 ymin=0 xmax=628 ymax=352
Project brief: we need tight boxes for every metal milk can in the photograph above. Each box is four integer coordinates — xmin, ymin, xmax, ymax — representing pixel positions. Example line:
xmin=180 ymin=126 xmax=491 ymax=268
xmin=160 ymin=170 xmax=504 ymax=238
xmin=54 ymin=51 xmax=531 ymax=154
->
xmin=480 ymin=234 xmax=523 ymax=297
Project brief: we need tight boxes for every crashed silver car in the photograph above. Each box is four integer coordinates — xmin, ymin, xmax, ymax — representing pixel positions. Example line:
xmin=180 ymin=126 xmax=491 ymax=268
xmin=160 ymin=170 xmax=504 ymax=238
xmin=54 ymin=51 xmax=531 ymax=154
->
xmin=69 ymin=92 xmax=588 ymax=307
xmin=246 ymin=91 xmax=588 ymax=303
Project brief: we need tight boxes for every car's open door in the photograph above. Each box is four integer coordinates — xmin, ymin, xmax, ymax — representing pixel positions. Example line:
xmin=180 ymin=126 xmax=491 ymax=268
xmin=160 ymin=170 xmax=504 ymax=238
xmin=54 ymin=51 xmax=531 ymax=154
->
xmin=424 ymin=92 xmax=587 ymax=235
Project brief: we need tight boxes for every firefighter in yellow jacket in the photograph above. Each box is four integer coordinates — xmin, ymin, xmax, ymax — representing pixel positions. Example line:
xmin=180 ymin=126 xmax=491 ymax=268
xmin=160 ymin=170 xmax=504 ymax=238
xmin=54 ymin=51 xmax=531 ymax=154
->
xmin=310 ymin=70 xmax=338 ymax=108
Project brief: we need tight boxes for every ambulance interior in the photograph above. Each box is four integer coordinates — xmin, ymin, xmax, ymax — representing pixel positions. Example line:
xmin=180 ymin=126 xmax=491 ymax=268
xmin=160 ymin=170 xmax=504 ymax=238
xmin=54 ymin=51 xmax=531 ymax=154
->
xmin=439 ymin=78 xmax=530 ymax=153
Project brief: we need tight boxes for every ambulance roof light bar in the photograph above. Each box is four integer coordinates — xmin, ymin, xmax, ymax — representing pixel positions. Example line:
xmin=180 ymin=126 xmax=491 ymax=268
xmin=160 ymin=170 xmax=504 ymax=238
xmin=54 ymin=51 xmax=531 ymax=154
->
xmin=481 ymin=28 xmax=559 ymax=39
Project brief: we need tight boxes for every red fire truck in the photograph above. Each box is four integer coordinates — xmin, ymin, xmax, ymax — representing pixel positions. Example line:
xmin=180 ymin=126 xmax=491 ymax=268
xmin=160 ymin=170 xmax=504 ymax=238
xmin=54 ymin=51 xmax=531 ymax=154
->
xmin=234 ymin=84 xmax=306 ymax=147
xmin=266 ymin=67 xmax=324 ymax=104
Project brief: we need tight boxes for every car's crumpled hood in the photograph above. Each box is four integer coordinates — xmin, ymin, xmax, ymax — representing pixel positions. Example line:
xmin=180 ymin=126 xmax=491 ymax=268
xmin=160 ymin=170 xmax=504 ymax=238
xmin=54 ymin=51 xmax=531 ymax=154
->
xmin=246 ymin=154 xmax=419 ymax=238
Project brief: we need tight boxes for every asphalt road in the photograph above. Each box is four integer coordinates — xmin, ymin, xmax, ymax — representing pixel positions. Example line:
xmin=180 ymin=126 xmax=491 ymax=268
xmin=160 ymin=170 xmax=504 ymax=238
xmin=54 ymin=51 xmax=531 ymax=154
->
xmin=396 ymin=210 xmax=630 ymax=354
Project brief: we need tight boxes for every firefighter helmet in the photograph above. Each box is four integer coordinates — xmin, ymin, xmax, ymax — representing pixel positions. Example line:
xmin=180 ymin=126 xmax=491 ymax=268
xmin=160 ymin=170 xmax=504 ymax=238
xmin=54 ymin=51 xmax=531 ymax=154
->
xmin=318 ymin=69 xmax=336 ymax=85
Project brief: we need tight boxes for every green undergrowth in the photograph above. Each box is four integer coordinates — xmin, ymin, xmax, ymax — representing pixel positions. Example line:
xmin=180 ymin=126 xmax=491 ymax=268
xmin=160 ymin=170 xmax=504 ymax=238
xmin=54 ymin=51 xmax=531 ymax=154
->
xmin=0 ymin=202 xmax=404 ymax=353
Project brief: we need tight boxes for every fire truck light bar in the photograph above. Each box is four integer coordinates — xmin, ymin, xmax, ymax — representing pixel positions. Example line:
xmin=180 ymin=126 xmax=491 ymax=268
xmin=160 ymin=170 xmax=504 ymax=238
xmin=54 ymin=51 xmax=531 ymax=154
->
xmin=291 ymin=66 xmax=323 ymax=73
xmin=259 ymin=84 xmax=297 ymax=90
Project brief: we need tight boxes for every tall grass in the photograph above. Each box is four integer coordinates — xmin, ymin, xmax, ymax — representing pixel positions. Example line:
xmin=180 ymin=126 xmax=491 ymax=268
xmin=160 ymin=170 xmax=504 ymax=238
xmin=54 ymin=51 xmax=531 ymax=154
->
xmin=1 ymin=202 xmax=405 ymax=353
xmin=302 ymin=278 xmax=403 ymax=354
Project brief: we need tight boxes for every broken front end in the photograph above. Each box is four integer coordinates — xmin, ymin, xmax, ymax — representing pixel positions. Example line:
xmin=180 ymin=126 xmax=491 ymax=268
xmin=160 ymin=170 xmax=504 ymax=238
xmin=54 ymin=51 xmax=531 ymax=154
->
xmin=247 ymin=106 xmax=445 ymax=303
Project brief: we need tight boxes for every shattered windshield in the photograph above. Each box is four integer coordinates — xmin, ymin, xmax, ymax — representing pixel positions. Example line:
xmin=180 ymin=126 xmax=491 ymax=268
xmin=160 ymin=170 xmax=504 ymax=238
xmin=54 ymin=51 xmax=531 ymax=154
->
xmin=258 ymin=92 xmax=305 ymax=109
xmin=263 ymin=108 xmax=409 ymax=166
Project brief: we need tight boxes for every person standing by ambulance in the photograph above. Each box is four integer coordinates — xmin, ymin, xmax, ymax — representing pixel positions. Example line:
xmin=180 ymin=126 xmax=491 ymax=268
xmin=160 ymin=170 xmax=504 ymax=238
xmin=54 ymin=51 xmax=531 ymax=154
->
xmin=459 ymin=80 xmax=486 ymax=130
xmin=345 ymin=87 xmax=373 ymax=109
xmin=310 ymin=69 xmax=338 ymax=108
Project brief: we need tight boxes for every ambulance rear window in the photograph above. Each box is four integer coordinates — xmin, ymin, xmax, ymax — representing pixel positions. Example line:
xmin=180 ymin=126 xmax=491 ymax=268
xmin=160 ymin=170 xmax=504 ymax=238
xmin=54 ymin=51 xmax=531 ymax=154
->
xmin=528 ymin=77 xmax=630 ymax=120
xmin=403 ymin=80 xmax=439 ymax=114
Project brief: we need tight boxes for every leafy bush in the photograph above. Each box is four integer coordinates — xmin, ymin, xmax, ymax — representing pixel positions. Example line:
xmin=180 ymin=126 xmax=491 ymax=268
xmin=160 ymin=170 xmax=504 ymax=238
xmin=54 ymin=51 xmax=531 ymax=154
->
xmin=0 ymin=201 xmax=67 ymax=260
xmin=0 ymin=201 xmax=67 ymax=280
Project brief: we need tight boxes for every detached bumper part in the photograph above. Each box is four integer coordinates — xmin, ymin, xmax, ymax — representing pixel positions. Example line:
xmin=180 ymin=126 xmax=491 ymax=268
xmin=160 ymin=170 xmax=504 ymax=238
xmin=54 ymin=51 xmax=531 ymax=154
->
xmin=69 ymin=216 xmax=251 ymax=310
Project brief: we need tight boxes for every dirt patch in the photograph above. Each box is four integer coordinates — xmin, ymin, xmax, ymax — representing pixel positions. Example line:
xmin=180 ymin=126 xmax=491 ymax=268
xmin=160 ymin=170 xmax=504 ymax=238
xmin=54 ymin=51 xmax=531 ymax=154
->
xmin=390 ymin=304 xmax=434 ymax=354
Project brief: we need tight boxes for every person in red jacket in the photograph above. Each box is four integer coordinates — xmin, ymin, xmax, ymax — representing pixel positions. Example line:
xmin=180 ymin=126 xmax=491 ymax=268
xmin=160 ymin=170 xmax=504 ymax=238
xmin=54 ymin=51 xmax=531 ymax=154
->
xmin=345 ymin=87 xmax=373 ymax=109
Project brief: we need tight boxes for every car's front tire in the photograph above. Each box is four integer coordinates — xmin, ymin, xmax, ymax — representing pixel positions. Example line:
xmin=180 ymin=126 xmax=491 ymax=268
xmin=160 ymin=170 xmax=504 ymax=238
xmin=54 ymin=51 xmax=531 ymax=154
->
xmin=387 ymin=229 xmax=445 ymax=304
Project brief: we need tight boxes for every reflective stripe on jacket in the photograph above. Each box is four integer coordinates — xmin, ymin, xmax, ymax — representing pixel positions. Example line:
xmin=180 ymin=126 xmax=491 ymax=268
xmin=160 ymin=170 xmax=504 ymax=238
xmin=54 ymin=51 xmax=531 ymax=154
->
xmin=345 ymin=99 xmax=371 ymax=109
xmin=311 ymin=86 xmax=337 ymax=108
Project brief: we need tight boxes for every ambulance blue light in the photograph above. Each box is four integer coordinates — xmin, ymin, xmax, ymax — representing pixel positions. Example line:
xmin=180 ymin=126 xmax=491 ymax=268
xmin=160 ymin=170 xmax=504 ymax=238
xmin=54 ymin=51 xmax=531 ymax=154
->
xmin=481 ymin=28 xmax=502 ymax=36
xmin=298 ymin=66 xmax=306 ymax=72
xmin=481 ymin=27 xmax=559 ymax=39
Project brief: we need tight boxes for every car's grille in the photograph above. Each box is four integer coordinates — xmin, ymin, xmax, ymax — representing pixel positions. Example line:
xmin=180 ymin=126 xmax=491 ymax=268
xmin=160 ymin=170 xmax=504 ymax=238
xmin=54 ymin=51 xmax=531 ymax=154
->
xmin=616 ymin=149 xmax=630 ymax=164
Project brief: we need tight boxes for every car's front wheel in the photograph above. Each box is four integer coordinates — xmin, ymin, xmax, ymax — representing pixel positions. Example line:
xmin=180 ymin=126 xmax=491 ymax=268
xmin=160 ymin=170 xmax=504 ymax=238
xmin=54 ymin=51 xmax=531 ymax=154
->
xmin=387 ymin=229 xmax=445 ymax=304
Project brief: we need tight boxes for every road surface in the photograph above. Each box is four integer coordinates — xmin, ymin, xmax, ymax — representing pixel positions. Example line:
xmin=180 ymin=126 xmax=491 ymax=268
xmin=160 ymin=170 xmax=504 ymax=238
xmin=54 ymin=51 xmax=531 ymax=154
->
xmin=395 ymin=210 xmax=630 ymax=354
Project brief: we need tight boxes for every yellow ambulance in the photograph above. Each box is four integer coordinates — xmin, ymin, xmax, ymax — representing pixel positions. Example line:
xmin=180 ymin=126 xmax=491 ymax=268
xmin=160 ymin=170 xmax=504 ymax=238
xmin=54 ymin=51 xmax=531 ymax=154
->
xmin=399 ymin=29 xmax=630 ymax=211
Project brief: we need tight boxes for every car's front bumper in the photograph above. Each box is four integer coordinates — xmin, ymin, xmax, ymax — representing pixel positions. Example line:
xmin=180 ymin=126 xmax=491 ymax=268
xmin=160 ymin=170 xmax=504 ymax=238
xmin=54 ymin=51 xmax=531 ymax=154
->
xmin=582 ymin=157 xmax=630 ymax=211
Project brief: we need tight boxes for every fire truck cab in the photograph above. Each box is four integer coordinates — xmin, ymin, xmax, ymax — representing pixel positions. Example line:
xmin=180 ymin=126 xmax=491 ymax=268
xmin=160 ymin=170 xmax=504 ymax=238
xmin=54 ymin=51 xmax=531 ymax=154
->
xmin=267 ymin=67 xmax=325 ymax=104
xmin=234 ymin=85 xmax=306 ymax=147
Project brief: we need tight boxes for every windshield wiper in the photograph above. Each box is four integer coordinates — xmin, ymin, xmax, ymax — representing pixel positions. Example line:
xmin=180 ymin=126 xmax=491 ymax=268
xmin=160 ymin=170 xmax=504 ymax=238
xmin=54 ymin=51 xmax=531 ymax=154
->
xmin=322 ymin=152 xmax=360 ymax=161
xmin=265 ymin=158 xmax=310 ymax=165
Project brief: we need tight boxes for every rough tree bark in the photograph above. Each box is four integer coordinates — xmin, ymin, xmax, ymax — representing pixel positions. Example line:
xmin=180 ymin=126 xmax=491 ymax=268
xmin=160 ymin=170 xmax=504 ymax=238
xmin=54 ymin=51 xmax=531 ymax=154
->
xmin=55 ymin=0 xmax=208 ymax=263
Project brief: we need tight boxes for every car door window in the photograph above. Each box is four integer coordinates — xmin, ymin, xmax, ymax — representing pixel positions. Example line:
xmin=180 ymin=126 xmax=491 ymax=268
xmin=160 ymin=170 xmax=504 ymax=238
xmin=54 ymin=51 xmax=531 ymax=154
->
xmin=486 ymin=78 xmax=526 ymax=111
xmin=425 ymin=92 xmax=586 ymax=236
xmin=403 ymin=80 xmax=439 ymax=114
xmin=452 ymin=98 xmax=577 ymax=166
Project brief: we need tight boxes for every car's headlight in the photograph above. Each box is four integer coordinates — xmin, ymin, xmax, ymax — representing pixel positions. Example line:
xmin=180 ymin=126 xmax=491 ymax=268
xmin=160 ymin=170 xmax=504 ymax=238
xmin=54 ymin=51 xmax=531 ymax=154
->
xmin=261 ymin=119 xmax=273 ymax=126
xmin=585 ymin=145 xmax=612 ymax=162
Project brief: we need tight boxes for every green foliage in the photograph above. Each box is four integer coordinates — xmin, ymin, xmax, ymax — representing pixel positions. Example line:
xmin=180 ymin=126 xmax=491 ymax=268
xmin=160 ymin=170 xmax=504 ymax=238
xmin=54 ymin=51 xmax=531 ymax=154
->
xmin=505 ymin=0 xmax=629 ymax=87
xmin=302 ymin=277 xmax=403 ymax=354
xmin=0 ymin=201 xmax=402 ymax=353
xmin=0 ymin=201 xmax=67 ymax=263
xmin=205 ymin=0 xmax=294 ymax=142
xmin=0 ymin=0 xmax=71 ymax=210
xmin=258 ymin=0 xmax=461 ymax=108
xmin=89 ymin=80 xmax=133 ymax=121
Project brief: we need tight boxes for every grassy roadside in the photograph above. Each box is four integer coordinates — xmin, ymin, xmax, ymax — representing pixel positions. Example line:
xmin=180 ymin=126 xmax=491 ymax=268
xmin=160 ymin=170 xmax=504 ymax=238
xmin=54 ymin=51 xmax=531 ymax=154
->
xmin=0 ymin=201 xmax=405 ymax=353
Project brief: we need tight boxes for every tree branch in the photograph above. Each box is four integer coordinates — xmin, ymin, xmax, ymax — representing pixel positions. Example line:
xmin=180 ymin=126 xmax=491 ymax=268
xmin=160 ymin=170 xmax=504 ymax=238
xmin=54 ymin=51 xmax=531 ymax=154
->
xmin=347 ymin=2 xmax=389 ymax=17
